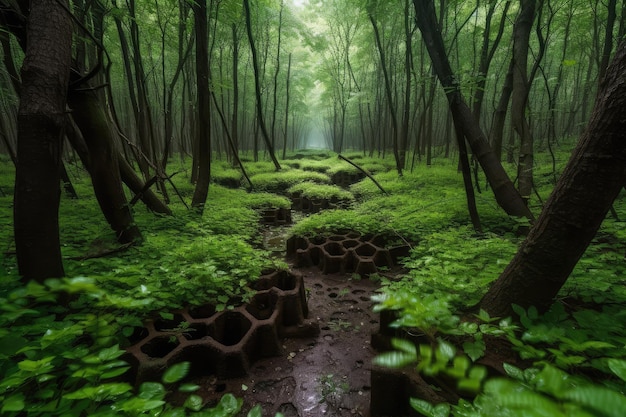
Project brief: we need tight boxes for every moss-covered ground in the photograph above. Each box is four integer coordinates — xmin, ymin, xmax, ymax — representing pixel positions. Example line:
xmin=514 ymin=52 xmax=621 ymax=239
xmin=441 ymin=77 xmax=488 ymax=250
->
xmin=1 ymin=145 xmax=626 ymax=416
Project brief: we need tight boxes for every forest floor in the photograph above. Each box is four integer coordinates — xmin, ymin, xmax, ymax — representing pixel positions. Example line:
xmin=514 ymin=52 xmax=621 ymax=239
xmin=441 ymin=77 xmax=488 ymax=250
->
xmin=198 ymin=266 xmax=384 ymax=417
xmin=180 ymin=217 xmax=400 ymax=417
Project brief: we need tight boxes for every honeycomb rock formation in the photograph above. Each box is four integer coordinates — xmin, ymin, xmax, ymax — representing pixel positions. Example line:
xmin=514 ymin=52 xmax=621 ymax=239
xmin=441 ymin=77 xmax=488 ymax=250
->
xmin=286 ymin=233 xmax=410 ymax=276
xmin=124 ymin=270 xmax=318 ymax=384
xmin=330 ymin=171 xmax=365 ymax=188
xmin=260 ymin=207 xmax=292 ymax=225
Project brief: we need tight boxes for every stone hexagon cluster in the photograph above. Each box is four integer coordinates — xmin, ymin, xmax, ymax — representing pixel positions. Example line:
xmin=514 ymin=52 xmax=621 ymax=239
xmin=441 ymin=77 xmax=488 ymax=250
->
xmin=124 ymin=270 xmax=318 ymax=384
xmin=260 ymin=207 xmax=292 ymax=225
xmin=286 ymin=232 xmax=410 ymax=276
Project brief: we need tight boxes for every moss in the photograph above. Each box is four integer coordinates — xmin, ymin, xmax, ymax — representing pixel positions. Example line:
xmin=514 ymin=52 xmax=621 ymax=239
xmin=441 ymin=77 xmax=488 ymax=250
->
xmin=287 ymin=182 xmax=354 ymax=202
xmin=249 ymin=169 xmax=331 ymax=193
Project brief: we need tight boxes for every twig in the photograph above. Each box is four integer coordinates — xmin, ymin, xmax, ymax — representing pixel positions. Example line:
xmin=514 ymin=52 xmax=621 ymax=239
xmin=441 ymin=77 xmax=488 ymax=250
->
xmin=337 ymin=154 xmax=389 ymax=195
xmin=67 ymin=242 xmax=134 ymax=261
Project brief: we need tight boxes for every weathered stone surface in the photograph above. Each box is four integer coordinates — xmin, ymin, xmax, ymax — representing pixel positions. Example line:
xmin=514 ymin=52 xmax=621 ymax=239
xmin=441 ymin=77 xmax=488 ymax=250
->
xmin=125 ymin=270 xmax=316 ymax=383
xmin=286 ymin=232 xmax=410 ymax=277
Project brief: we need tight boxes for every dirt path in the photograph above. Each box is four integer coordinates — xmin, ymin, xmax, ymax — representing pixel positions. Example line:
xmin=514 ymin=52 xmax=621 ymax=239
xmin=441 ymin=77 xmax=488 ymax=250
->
xmin=197 ymin=266 xmax=382 ymax=416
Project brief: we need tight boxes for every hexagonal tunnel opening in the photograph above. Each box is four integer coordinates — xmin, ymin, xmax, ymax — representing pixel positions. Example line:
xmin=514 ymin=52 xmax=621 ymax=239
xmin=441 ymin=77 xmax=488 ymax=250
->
xmin=140 ymin=336 xmax=180 ymax=358
xmin=154 ymin=313 xmax=185 ymax=332
xmin=274 ymin=270 xmax=297 ymax=291
xmin=355 ymin=242 xmax=377 ymax=258
xmin=209 ymin=311 xmax=252 ymax=347
xmin=324 ymin=242 xmax=346 ymax=256
xmin=342 ymin=239 xmax=360 ymax=250
xmin=181 ymin=323 xmax=209 ymax=341
xmin=188 ymin=304 xmax=216 ymax=320
xmin=169 ymin=345 xmax=217 ymax=378
xmin=126 ymin=326 xmax=150 ymax=345
xmin=246 ymin=291 xmax=279 ymax=320
xmin=310 ymin=236 xmax=326 ymax=245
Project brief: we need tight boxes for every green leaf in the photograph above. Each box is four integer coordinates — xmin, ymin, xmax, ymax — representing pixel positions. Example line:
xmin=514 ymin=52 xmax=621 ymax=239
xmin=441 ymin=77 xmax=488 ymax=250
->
xmin=247 ymin=405 xmax=263 ymax=417
xmin=101 ymin=366 xmax=130 ymax=379
xmin=160 ymin=312 xmax=174 ymax=320
xmin=410 ymin=398 xmax=450 ymax=417
xmin=391 ymin=338 xmax=417 ymax=355
xmin=462 ymin=339 xmax=485 ymax=362
xmin=563 ymin=386 xmax=626 ymax=417
xmin=217 ymin=393 xmax=242 ymax=414
xmin=503 ymin=363 xmax=525 ymax=381
xmin=436 ymin=340 xmax=456 ymax=362
xmin=183 ymin=394 xmax=203 ymax=411
xmin=98 ymin=344 xmax=125 ymax=362
xmin=162 ymin=362 xmax=190 ymax=384
xmin=178 ymin=383 xmax=200 ymax=392
xmin=2 ymin=393 xmax=25 ymax=412
xmin=139 ymin=382 xmax=166 ymax=400
xmin=608 ymin=359 xmax=626 ymax=382
xmin=373 ymin=351 xmax=416 ymax=368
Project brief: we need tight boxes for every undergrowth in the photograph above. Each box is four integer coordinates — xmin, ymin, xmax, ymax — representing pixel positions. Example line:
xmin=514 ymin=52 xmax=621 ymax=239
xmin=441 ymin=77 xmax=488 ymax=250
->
xmin=2 ymin=141 xmax=626 ymax=416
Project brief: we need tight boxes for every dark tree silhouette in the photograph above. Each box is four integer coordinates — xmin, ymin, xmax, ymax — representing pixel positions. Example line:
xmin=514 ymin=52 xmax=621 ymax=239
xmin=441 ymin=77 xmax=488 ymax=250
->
xmin=412 ymin=0 xmax=533 ymax=220
xmin=481 ymin=40 xmax=626 ymax=317
xmin=13 ymin=0 xmax=72 ymax=281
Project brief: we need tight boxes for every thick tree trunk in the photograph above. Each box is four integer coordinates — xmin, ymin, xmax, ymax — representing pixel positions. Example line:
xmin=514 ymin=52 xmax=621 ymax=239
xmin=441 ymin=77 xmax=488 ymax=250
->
xmin=67 ymin=89 xmax=143 ymax=243
xmin=413 ymin=0 xmax=533 ymax=219
xmin=480 ymin=41 xmax=626 ymax=317
xmin=14 ymin=0 xmax=72 ymax=281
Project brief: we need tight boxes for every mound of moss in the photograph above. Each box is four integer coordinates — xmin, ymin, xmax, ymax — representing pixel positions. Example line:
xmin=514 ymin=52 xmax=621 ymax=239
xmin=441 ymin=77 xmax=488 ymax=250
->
xmin=249 ymin=169 xmax=331 ymax=194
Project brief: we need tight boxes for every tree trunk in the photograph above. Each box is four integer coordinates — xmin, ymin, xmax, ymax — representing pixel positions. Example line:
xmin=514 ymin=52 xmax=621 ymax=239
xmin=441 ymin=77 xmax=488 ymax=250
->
xmin=369 ymin=12 xmax=401 ymax=175
xmin=191 ymin=0 xmax=212 ymax=211
xmin=480 ymin=40 xmax=626 ymax=317
xmin=243 ymin=0 xmax=281 ymax=170
xmin=14 ymin=0 xmax=72 ymax=281
xmin=67 ymin=88 xmax=143 ymax=243
xmin=413 ymin=0 xmax=533 ymax=219
xmin=512 ymin=0 xmax=537 ymax=203
xmin=489 ymin=60 xmax=514 ymax=161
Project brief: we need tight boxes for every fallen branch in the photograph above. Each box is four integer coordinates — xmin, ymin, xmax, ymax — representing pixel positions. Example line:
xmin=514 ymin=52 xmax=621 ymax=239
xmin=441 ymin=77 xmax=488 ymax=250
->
xmin=337 ymin=154 xmax=389 ymax=195
xmin=68 ymin=242 xmax=134 ymax=261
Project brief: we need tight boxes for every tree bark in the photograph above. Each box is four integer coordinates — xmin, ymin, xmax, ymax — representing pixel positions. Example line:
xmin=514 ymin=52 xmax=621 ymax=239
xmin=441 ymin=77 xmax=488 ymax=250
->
xmin=413 ymin=0 xmax=533 ymax=219
xmin=14 ymin=0 xmax=72 ymax=281
xmin=512 ymin=0 xmax=536 ymax=203
xmin=191 ymin=0 xmax=212 ymax=211
xmin=243 ymin=0 xmax=281 ymax=170
xmin=480 ymin=40 xmax=626 ymax=317
xmin=67 ymin=88 xmax=143 ymax=243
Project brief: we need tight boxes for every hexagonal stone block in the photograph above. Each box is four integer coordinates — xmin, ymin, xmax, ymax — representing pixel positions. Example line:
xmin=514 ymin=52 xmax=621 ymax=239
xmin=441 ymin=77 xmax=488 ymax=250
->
xmin=209 ymin=310 xmax=252 ymax=347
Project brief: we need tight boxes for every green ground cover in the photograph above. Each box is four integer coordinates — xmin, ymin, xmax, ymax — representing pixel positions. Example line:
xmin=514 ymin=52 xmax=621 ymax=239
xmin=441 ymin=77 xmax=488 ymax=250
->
xmin=1 ymin=145 xmax=625 ymax=416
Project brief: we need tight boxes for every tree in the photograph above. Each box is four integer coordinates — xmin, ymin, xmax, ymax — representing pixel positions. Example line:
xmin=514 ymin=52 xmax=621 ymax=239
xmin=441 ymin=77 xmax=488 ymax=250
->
xmin=511 ymin=0 xmax=537 ymax=204
xmin=191 ymin=0 xmax=212 ymax=211
xmin=13 ymin=0 xmax=72 ymax=280
xmin=243 ymin=0 xmax=281 ymax=170
xmin=412 ymin=0 xmax=533 ymax=220
xmin=480 ymin=40 xmax=626 ymax=317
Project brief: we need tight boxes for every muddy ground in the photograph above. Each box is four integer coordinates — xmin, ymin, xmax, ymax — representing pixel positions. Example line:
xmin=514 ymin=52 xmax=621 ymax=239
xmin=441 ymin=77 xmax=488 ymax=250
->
xmin=194 ymin=265 xmax=385 ymax=417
